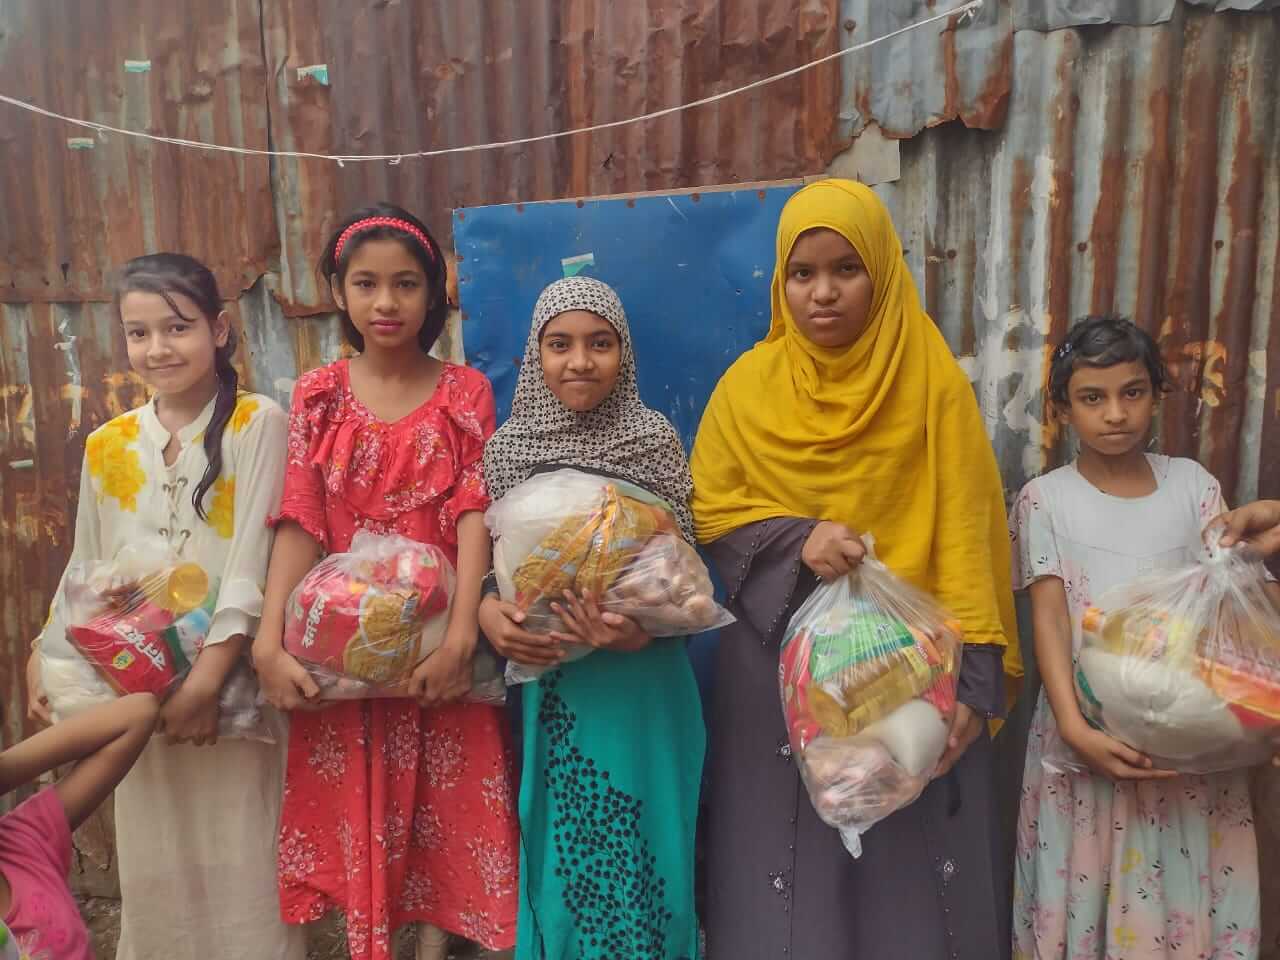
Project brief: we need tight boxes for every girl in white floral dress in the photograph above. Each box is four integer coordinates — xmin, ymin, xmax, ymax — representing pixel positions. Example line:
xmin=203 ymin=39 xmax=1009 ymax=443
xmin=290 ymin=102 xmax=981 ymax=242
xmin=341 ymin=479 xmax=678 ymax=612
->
xmin=1011 ymin=316 xmax=1260 ymax=960
xmin=24 ymin=254 xmax=303 ymax=960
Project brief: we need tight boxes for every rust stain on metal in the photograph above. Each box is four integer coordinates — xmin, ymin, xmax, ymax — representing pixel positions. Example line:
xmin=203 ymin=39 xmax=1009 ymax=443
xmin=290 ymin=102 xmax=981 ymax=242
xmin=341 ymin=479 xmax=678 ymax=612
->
xmin=1160 ymin=25 xmax=1223 ymax=456
xmin=959 ymin=230 xmax=978 ymax=358
xmin=262 ymin=0 xmax=841 ymax=312
xmin=1207 ymin=104 xmax=1264 ymax=496
xmin=1087 ymin=145 xmax=1126 ymax=316
xmin=965 ymin=27 xmax=1013 ymax=130
xmin=0 ymin=1 xmax=275 ymax=305
xmin=940 ymin=21 xmax=960 ymax=126
xmin=1039 ymin=42 xmax=1078 ymax=468
xmin=1261 ymin=208 xmax=1280 ymax=500
xmin=923 ymin=224 xmax=947 ymax=339
xmin=1008 ymin=157 xmax=1031 ymax=285
xmin=839 ymin=0 xmax=1013 ymax=140
xmin=1133 ymin=84 xmax=1173 ymax=340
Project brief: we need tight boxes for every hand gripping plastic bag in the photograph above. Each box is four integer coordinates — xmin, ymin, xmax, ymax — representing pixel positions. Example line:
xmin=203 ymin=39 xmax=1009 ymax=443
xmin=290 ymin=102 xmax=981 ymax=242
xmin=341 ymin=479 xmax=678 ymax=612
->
xmin=39 ymin=541 xmax=276 ymax=741
xmin=283 ymin=531 xmax=504 ymax=703
xmin=779 ymin=536 xmax=963 ymax=858
xmin=1043 ymin=532 xmax=1280 ymax=775
xmin=485 ymin=469 xmax=733 ymax=684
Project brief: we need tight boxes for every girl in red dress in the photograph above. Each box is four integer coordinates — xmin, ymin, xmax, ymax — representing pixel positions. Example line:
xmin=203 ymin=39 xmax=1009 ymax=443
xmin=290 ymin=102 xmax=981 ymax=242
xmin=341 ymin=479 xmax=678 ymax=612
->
xmin=253 ymin=204 xmax=519 ymax=960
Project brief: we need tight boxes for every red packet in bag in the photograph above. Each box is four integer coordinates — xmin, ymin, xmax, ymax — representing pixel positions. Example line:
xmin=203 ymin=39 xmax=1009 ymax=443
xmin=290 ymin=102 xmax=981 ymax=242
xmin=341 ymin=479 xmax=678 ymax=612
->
xmin=284 ymin=532 xmax=456 ymax=696
xmin=63 ymin=559 xmax=211 ymax=698
xmin=68 ymin=599 xmax=187 ymax=696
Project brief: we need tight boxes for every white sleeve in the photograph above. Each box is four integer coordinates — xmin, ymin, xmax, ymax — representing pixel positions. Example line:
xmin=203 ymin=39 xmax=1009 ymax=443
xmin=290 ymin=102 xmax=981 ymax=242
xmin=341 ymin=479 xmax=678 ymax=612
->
xmin=205 ymin=401 xmax=288 ymax=647
xmin=1190 ymin=460 xmax=1228 ymax=525
xmin=1010 ymin=478 xmax=1063 ymax=590
xmin=36 ymin=454 xmax=102 ymax=649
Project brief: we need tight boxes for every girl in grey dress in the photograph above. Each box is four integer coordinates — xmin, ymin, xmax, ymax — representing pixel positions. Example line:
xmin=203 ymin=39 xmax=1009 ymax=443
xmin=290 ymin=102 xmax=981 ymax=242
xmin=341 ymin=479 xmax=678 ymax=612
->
xmin=690 ymin=179 xmax=1018 ymax=958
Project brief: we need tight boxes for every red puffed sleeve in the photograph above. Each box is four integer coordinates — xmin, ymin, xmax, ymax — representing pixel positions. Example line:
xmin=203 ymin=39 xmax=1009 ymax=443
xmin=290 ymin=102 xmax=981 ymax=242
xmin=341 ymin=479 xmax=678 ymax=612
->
xmin=440 ymin=366 xmax=497 ymax=541
xmin=269 ymin=365 xmax=342 ymax=551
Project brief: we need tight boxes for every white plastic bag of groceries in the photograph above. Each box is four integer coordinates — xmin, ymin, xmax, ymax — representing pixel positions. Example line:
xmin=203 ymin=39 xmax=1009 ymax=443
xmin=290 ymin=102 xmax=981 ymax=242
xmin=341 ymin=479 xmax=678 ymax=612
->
xmin=779 ymin=537 xmax=962 ymax=857
xmin=40 ymin=539 xmax=276 ymax=741
xmin=486 ymin=469 xmax=731 ymax=684
xmin=1042 ymin=531 xmax=1280 ymax=776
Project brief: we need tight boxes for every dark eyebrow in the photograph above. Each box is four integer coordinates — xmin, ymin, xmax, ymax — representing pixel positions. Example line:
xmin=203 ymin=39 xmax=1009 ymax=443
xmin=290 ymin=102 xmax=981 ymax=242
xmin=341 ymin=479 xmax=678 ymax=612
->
xmin=544 ymin=328 xmax=617 ymax=338
xmin=123 ymin=313 xmax=186 ymax=326
xmin=348 ymin=268 xmax=423 ymax=279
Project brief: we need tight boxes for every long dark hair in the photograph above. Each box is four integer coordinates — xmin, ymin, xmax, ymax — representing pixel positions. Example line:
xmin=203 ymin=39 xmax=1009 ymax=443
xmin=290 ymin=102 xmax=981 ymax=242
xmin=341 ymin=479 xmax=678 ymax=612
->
xmin=318 ymin=202 xmax=449 ymax=354
xmin=1048 ymin=315 xmax=1170 ymax=406
xmin=114 ymin=253 xmax=238 ymax=522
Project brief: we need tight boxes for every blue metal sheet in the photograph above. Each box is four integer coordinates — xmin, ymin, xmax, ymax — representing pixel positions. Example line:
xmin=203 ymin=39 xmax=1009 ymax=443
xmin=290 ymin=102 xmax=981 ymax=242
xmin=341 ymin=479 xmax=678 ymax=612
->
xmin=453 ymin=181 xmax=805 ymax=698
xmin=453 ymin=183 xmax=803 ymax=445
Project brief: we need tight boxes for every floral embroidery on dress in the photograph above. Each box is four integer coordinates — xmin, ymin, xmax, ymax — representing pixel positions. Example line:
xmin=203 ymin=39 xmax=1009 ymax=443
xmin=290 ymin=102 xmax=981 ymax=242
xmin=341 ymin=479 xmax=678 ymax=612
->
xmin=279 ymin=828 xmax=319 ymax=884
xmin=338 ymin=819 xmax=363 ymax=876
xmin=457 ymin=909 xmax=503 ymax=946
xmin=411 ymin=808 xmax=445 ymax=853
xmin=375 ymin=803 xmax=409 ymax=863
xmin=401 ymin=869 xmax=438 ymax=912
xmin=231 ymin=395 xmax=260 ymax=433
xmin=422 ymin=727 xmax=465 ymax=789
xmin=206 ymin=475 xmax=235 ymax=538
xmin=273 ymin=360 xmax=517 ymax=959
xmin=85 ymin=413 xmax=147 ymax=511
xmin=1010 ymin=460 xmax=1260 ymax=960
xmin=280 ymin=362 xmax=487 ymax=528
xmin=308 ymin=722 xmax=348 ymax=784
xmin=342 ymin=910 xmax=370 ymax=958
xmin=467 ymin=837 xmax=517 ymax=899
xmin=382 ymin=713 xmax=421 ymax=774
xmin=480 ymin=765 xmax=515 ymax=815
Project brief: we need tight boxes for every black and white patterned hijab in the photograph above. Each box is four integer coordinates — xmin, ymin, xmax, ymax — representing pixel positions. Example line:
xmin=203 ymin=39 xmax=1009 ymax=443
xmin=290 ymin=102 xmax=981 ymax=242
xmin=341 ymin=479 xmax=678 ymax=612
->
xmin=483 ymin=276 xmax=695 ymax=541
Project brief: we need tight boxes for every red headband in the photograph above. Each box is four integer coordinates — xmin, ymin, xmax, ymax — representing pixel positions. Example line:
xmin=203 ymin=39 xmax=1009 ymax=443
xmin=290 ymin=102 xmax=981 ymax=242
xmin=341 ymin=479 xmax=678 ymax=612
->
xmin=334 ymin=216 xmax=435 ymax=263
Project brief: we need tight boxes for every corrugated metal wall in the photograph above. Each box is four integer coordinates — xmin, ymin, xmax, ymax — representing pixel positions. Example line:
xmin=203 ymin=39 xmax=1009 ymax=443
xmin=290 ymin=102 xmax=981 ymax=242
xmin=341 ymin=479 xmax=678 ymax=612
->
xmin=874 ymin=5 xmax=1280 ymax=506
xmin=860 ymin=9 xmax=1280 ymax=953
xmin=0 ymin=0 xmax=846 ymax=739
xmin=0 ymin=0 xmax=275 ymax=303
xmin=262 ymin=0 xmax=842 ymax=310
xmin=1 ymin=1 xmax=1278 ymax=947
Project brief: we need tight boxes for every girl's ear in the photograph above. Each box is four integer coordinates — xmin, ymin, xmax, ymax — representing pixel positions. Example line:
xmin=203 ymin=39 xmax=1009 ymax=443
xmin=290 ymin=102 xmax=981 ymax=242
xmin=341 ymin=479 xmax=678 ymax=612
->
xmin=212 ymin=309 xmax=231 ymax=349
xmin=330 ymin=274 xmax=347 ymax=312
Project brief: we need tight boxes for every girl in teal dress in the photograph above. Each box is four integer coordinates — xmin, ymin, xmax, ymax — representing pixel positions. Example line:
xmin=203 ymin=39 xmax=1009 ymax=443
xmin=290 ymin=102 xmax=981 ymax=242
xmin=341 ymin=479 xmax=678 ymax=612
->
xmin=479 ymin=277 xmax=705 ymax=960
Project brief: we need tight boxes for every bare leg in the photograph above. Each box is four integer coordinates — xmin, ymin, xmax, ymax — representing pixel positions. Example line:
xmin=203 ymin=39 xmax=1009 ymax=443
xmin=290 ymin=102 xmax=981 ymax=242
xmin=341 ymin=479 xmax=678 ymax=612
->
xmin=415 ymin=923 xmax=450 ymax=960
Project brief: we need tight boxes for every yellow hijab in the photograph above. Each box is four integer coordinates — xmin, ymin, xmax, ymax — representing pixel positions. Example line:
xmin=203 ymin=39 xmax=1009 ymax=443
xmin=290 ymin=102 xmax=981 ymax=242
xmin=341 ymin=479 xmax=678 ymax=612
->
xmin=691 ymin=179 xmax=1021 ymax=682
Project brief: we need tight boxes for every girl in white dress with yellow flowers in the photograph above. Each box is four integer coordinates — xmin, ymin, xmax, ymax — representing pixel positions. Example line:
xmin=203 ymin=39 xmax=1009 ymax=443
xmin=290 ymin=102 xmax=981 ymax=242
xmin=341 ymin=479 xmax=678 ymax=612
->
xmin=24 ymin=253 xmax=305 ymax=960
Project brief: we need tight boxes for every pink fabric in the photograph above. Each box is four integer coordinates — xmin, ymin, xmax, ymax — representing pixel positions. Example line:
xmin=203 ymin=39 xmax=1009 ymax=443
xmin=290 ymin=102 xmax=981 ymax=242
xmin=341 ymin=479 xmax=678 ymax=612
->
xmin=0 ymin=789 xmax=93 ymax=960
xmin=271 ymin=361 xmax=520 ymax=960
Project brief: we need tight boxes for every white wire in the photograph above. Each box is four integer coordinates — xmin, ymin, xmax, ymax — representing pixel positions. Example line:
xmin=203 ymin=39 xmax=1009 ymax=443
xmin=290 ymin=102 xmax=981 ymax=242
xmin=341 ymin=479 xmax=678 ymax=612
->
xmin=0 ymin=0 xmax=983 ymax=166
